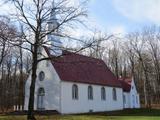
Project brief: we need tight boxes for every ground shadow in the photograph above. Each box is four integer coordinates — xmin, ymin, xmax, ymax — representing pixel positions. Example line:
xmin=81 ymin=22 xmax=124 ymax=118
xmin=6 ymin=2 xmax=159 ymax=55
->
xmin=78 ymin=108 xmax=160 ymax=116
xmin=4 ymin=108 xmax=160 ymax=117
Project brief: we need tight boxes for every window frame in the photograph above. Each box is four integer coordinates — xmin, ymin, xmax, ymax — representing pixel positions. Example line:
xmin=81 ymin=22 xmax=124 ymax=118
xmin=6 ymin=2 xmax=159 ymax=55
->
xmin=136 ymin=95 xmax=138 ymax=104
xmin=37 ymin=87 xmax=45 ymax=110
xmin=72 ymin=84 xmax=78 ymax=100
xmin=88 ymin=86 xmax=93 ymax=100
xmin=112 ymin=88 xmax=117 ymax=101
xmin=101 ymin=87 xmax=106 ymax=100
xmin=39 ymin=71 xmax=45 ymax=81
xmin=123 ymin=94 xmax=126 ymax=104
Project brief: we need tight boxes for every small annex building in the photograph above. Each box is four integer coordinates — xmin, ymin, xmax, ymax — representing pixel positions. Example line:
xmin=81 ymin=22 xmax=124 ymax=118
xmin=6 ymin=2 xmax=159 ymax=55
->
xmin=119 ymin=77 xmax=140 ymax=109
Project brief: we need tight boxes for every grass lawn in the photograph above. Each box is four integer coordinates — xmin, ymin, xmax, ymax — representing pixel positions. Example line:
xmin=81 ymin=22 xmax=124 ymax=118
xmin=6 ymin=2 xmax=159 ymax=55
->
xmin=0 ymin=109 xmax=160 ymax=120
xmin=0 ymin=115 xmax=159 ymax=120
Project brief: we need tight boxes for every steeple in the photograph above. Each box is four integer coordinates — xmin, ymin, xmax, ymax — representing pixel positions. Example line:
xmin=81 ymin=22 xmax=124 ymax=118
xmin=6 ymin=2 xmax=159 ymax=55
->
xmin=46 ymin=0 xmax=62 ymax=56
xmin=47 ymin=0 xmax=59 ymax=32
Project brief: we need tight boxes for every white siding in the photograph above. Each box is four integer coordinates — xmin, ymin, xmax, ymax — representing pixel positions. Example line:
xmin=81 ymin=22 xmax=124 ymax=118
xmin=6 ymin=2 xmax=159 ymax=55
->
xmin=24 ymin=48 xmax=140 ymax=114
xmin=60 ymin=81 xmax=123 ymax=114
xmin=129 ymin=79 xmax=140 ymax=108
xmin=123 ymin=78 xmax=140 ymax=109
xmin=123 ymin=92 xmax=130 ymax=108
xmin=24 ymin=48 xmax=61 ymax=112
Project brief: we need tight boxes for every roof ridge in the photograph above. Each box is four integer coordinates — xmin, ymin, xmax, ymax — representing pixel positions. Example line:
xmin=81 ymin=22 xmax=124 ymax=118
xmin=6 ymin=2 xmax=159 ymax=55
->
xmin=44 ymin=46 xmax=122 ymax=88
xmin=62 ymin=50 xmax=103 ymax=62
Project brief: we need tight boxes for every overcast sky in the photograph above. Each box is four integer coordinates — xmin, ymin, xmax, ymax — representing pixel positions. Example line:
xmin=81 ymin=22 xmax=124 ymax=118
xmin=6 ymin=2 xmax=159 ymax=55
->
xmin=88 ymin=0 xmax=160 ymax=34
xmin=0 ymin=0 xmax=160 ymax=36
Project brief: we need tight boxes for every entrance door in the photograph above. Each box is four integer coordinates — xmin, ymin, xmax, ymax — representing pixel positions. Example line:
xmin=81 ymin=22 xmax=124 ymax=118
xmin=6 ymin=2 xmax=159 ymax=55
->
xmin=132 ymin=95 xmax=135 ymax=108
xmin=37 ymin=88 xmax=45 ymax=110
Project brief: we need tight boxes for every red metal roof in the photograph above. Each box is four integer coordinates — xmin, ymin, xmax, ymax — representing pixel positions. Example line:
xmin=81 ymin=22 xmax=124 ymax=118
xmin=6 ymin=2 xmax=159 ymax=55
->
xmin=45 ymin=48 xmax=122 ymax=87
xmin=119 ymin=77 xmax=131 ymax=92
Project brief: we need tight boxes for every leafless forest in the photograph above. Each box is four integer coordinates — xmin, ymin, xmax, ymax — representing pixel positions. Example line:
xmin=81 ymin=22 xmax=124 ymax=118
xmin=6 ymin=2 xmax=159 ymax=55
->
xmin=0 ymin=0 xmax=160 ymax=119
xmin=1 ymin=15 xmax=160 ymax=112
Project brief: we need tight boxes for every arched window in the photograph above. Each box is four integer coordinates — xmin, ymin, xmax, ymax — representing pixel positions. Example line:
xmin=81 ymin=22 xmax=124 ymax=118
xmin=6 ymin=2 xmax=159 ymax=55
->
xmin=112 ymin=88 xmax=117 ymax=101
xmin=37 ymin=88 xmax=45 ymax=110
xmin=123 ymin=95 xmax=126 ymax=104
xmin=39 ymin=71 xmax=45 ymax=81
xmin=38 ymin=88 xmax=45 ymax=95
xmin=88 ymin=86 xmax=93 ymax=100
xmin=72 ymin=84 xmax=78 ymax=100
xmin=132 ymin=95 xmax=135 ymax=108
xmin=136 ymin=96 xmax=138 ymax=104
xmin=101 ymin=87 xmax=106 ymax=100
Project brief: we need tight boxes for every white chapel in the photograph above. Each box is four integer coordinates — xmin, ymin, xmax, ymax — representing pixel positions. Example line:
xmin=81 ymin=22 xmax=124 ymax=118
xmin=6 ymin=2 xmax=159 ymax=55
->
xmin=24 ymin=0 xmax=140 ymax=114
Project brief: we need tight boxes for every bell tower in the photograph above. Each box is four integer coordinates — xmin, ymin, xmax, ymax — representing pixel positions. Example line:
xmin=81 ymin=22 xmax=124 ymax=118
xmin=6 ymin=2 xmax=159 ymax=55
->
xmin=46 ymin=0 xmax=59 ymax=32
xmin=46 ymin=0 xmax=62 ymax=56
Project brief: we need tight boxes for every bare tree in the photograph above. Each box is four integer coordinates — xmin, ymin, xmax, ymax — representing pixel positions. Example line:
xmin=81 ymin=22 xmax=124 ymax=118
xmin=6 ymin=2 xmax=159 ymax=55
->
xmin=108 ymin=39 xmax=120 ymax=78
xmin=84 ymin=31 xmax=113 ymax=59
xmin=0 ymin=16 xmax=16 ymax=66
xmin=4 ymin=0 xmax=91 ymax=119
xmin=0 ymin=16 xmax=20 ymax=113
xmin=127 ymin=32 xmax=152 ymax=108
xmin=142 ymin=26 xmax=160 ymax=104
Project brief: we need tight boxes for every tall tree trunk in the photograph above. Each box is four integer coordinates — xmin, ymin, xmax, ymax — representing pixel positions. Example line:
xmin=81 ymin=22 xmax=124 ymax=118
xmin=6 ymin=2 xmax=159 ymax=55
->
xmin=13 ymin=58 xmax=18 ymax=110
xmin=19 ymin=43 xmax=24 ymax=110
xmin=27 ymin=43 xmax=38 ymax=120
xmin=140 ymin=57 xmax=151 ymax=108
xmin=0 ymin=64 xmax=5 ymax=112
xmin=115 ymin=57 xmax=119 ymax=78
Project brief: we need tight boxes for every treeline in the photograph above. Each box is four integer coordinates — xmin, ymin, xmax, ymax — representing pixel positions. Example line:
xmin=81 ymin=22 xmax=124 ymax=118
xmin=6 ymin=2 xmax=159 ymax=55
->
xmin=84 ymin=26 xmax=160 ymax=108
xmin=0 ymin=15 xmax=160 ymax=113
xmin=0 ymin=17 xmax=31 ymax=112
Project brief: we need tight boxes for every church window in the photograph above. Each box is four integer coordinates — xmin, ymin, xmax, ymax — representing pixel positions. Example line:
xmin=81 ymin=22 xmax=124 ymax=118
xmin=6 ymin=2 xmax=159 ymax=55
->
xmin=123 ymin=95 xmax=126 ymax=104
xmin=37 ymin=87 xmax=45 ymax=110
xmin=136 ymin=96 xmax=138 ymax=104
xmin=88 ymin=86 xmax=93 ymax=100
xmin=101 ymin=87 xmax=106 ymax=100
xmin=72 ymin=84 xmax=78 ymax=100
xmin=113 ymin=88 xmax=117 ymax=101
xmin=39 ymin=71 xmax=45 ymax=81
